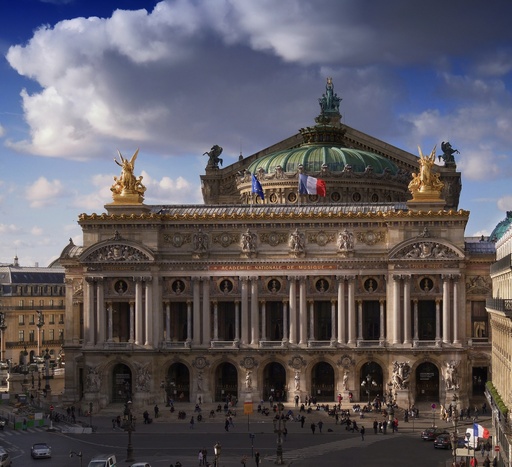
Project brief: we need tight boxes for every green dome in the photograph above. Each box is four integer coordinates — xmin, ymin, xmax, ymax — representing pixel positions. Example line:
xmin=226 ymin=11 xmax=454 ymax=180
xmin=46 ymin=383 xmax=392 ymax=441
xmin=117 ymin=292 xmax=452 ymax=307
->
xmin=246 ymin=146 xmax=399 ymax=175
xmin=490 ymin=211 xmax=512 ymax=242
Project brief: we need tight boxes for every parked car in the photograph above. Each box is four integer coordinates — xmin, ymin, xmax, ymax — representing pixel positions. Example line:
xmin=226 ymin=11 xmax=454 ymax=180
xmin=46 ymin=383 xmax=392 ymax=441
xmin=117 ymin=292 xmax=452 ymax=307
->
xmin=88 ymin=453 xmax=117 ymax=467
xmin=434 ymin=433 xmax=468 ymax=449
xmin=130 ymin=463 xmax=151 ymax=467
xmin=31 ymin=442 xmax=52 ymax=459
xmin=0 ymin=447 xmax=11 ymax=467
xmin=421 ymin=427 xmax=449 ymax=441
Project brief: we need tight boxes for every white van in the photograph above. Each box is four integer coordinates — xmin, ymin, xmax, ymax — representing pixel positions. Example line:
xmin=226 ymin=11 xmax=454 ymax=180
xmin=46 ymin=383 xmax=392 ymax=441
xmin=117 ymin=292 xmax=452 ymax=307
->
xmin=88 ymin=454 xmax=117 ymax=467
xmin=0 ymin=447 xmax=11 ymax=467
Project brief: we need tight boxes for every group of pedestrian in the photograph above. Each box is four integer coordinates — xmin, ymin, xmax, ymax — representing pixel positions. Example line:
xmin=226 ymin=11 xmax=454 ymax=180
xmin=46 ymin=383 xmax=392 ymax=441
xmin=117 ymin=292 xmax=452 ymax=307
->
xmin=197 ymin=448 xmax=208 ymax=465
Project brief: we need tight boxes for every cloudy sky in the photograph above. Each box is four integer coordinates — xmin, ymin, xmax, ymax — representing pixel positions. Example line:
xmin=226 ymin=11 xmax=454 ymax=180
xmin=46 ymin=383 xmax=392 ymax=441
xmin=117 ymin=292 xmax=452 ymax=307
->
xmin=1 ymin=0 xmax=512 ymax=267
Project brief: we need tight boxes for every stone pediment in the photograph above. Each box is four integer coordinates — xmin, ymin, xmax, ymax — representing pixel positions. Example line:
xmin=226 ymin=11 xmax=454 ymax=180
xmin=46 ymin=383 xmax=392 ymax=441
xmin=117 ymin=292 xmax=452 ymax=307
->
xmin=80 ymin=241 xmax=153 ymax=263
xmin=390 ymin=240 xmax=462 ymax=260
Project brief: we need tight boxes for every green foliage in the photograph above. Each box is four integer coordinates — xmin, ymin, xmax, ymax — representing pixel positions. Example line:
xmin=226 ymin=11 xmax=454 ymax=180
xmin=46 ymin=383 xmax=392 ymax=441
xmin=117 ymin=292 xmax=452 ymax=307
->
xmin=486 ymin=381 xmax=509 ymax=417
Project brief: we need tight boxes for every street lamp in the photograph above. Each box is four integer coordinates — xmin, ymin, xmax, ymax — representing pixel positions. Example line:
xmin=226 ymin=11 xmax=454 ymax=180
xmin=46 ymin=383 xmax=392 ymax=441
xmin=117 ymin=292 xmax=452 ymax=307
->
xmin=123 ymin=401 xmax=135 ymax=462
xmin=69 ymin=450 xmax=83 ymax=467
xmin=0 ymin=312 xmax=7 ymax=362
xmin=449 ymin=393 xmax=459 ymax=467
xmin=273 ymin=402 xmax=287 ymax=465
xmin=214 ymin=442 xmax=221 ymax=467
xmin=386 ymin=382 xmax=395 ymax=423
xmin=43 ymin=348 xmax=51 ymax=391
xmin=361 ymin=374 xmax=377 ymax=407
xmin=36 ymin=311 xmax=44 ymax=357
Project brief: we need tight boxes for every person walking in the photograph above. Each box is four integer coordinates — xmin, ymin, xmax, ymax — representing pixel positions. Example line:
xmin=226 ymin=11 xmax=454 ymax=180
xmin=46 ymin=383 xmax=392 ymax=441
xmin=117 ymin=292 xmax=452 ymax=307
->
xmin=360 ymin=425 xmax=365 ymax=441
xmin=255 ymin=451 xmax=260 ymax=466
xmin=373 ymin=419 xmax=378 ymax=434
xmin=190 ymin=416 xmax=195 ymax=429
xmin=154 ymin=404 xmax=159 ymax=419
xmin=198 ymin=450 xmax=203 ymax=466
xmin=300 ymin=415 xmax=306 ymax=428
xmin=310 ymin=422 xmax=316 ymax=434
xmin=317 ymin=420 xmax=323 ymax=433
xmin=224 ymin=418 xmax=230 ymax=432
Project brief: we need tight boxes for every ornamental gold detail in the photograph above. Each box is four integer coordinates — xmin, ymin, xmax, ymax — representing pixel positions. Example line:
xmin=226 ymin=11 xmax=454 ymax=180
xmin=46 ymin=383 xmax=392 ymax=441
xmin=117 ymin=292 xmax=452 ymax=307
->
xmin=356 ymin=230 xmax=385 ymax=246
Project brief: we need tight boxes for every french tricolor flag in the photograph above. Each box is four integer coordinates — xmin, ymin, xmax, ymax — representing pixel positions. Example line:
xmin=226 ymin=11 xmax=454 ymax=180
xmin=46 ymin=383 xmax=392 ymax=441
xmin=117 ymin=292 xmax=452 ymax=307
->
xmin=473 ymin=423 xmax=490 ymax=439
xmin=299 ymin=174 xmax=326 ymax=197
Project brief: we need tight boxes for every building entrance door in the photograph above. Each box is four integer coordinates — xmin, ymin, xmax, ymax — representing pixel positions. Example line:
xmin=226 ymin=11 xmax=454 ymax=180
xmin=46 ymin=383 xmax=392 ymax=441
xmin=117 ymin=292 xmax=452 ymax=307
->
xmin=263 ymin=362 xmax=286 ymax=402
xmin=215 ymin=362 xmax=238 ymax=402
xmin=415 ymin=362 xmax=439 ymax=402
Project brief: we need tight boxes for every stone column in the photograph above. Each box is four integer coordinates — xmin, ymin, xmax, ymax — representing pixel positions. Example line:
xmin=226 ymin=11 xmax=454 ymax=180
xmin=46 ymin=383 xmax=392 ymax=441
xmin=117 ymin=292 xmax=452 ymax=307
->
xmin=192 ymin=278 xmax=200 ymax=345
xmin=413 ymin=299 xmax=419 ymax=342
xmin=135 ymin=278 xmax=143 ymax=345
xmin=235 ymin=300 xmax=240 ymax=341
xmin=337 ymin=277 xmax=345 ymax=345
xmin=145 ymin=279 xmax=153 ymax=346
xmin=282 ymin=300 xmax=289 ymax=343
xmin=84 ymin=278 xmax=95 ymax=346
xmin=241 ymin=277 xmax=249 ymax=345
xmin=309 ymin=300 xmax=315 ymax=340
xmin=347 ymin=276 xmax=356 ymax=345
xmin=299 ymin=278 xmax=307 ymax=345
xmin=453 ymin=275 xmax=460 ymax=344
xmin=96 ymin=279 xmax=105 ymax=344
xmin=392 ymin=275 xmax=401 ymax=344
xmin=330 ymin=299 xmax=336 ymax=342
xmin=107 ymin=301 xmax=113 ymax=342
xmin=442 ymin=275 xmax=451 ymax=344
xmin=186 ymin=299 xmax=192 ymax=343
xmin=435 ymin=298 xmax=441 ymax=343
xmin=213 ymin=300 xmax=219 ymax=340
xmin=201 ymin=278 xmax=210 ymax=345
xmin=165 ymin=301 xmax=171 ymax=342
xmin=357 ymin=300 xmax=363 ymax=341
xmin=379 ymin=299 xmax=386 ymax=343
xmin=403 ymin=275 xmax=411 ymax=345
xmin=288 ymin=277 xmax=297 ymax=344
xmin=129 ymin=301 xmax=135 ymax=343
xmin=251 ymin=277 xmax=259 ymax=345
xmin=261 ymin=300 xmax=267 ymax=341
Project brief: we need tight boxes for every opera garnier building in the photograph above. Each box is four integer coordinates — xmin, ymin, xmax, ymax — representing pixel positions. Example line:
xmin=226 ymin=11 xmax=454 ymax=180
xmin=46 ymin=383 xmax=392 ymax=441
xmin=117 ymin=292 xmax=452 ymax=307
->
xmin=59 ymin=80 xmax=493 ymax=411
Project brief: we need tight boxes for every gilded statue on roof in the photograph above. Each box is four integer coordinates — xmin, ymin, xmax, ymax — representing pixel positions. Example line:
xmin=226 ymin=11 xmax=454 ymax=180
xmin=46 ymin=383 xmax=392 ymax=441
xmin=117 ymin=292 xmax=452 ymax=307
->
xmin=408 ymin=146 xmax=444 ymax=198
xmin=111 ymin=149 xmax=146 ymax=203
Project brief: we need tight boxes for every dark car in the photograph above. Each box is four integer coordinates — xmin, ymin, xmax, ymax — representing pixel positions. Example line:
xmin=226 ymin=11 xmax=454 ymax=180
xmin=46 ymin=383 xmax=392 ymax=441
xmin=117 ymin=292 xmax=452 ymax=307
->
xmin=434 ymin=433 xmax=468 ymax=449
xmin=31 ymin=443 xmax=52 ymax=459
xmin=421 ymin=427 xmax=449 ymax=441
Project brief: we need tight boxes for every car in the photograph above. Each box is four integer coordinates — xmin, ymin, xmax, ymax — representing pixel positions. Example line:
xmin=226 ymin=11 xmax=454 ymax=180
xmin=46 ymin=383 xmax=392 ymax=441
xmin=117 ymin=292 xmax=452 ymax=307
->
xmin=0 ymin=447 xmax=11 ymax=467
xmin=421 ymin=427 xmax=449 ymax=441
xmin=434 ymin=433 xmax=468 ymax=449
xmin=31 ymin=442 xmax=52 ymax=459
xmin=88 ymin=453 xmax=117 ymax=467
xmin=130 ymin=463 xmax=152 ymax=467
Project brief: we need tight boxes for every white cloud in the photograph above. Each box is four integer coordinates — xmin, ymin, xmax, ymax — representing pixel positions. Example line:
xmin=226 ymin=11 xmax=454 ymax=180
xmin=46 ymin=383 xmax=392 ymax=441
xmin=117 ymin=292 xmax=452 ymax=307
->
xmin=25 ymin=177 xmax=66 ymax=208
xmin=0 ymin=224 xmax=20 ymax=234
xmin=31 ymin=226 xmax=44 ymax=236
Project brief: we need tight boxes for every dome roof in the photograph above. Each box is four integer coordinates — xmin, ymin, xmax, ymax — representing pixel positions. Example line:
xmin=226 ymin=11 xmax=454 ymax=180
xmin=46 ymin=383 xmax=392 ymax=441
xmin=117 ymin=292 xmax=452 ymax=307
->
xmin=246 ymin=146 xmax=399 ymax=176
xmin=490 ymin=211 xmax=512 ymax=242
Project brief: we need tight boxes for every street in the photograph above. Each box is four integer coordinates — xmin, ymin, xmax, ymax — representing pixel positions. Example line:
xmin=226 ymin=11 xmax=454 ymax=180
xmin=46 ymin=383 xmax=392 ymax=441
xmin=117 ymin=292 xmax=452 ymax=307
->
xmin=0 ymin=407 xmax=462 ymax=467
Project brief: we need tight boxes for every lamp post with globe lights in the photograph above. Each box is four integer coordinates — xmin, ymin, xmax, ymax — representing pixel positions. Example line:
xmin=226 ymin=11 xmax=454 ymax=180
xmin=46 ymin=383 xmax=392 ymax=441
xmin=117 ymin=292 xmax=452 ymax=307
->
xmin=449 ymin=393 xmax=460 ymax=467
xmin=361 ymin=373 xmax=376 ymax=408
xmin=273 ymin=402 xmax=288 ymax=464
xmin=214 ymin=442 xmax=221 ymax=467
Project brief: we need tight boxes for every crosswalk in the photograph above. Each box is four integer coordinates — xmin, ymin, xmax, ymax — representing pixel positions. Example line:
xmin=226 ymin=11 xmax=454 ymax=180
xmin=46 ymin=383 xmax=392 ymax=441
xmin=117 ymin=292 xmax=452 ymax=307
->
xmin=0 ymin=426 xmax=55 ymax=436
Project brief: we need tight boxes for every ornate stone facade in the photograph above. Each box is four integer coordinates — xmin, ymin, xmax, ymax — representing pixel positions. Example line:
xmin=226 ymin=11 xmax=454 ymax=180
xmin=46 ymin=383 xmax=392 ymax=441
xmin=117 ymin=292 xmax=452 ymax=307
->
xmin=59 ymin=81 xmax=492 ymax=414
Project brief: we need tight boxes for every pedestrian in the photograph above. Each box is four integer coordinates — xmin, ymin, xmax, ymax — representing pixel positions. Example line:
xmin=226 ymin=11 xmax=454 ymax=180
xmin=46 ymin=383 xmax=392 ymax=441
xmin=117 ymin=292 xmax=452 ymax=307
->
xmin=300 ymin=415 xmax=305 ymax=428
xmin=373 ymin=419 xmax=378 ymax=434
xmin=198 ymin=450 xmax=203 ymax=466
xmin=255 ymin=451 xmax=260 ymax=466
xmin=294 ymin=395 xmax=299 ymax=407
xmin=492 ymin=456 xmax=497 ymax=467
xmin=283 ymin=426 xmax=288 ymax=440
xmin=382 ymin=420 xmax=387 ymax=434
xmin=483 ymin=456 xmax=491 ymax=467
xmin=202 ymin=448 xmax=207 ymax=465
xmin=190 ymin=416 xmax=195 ymax=429
xmin=224 ymin=418 xmax=230 ymax=432
xmin=317 ymin=420 xmax=323 ymax=433
xmin=112 ymin=418 xmax=116 ymax=429
xmin=360 ymin=425 xmax=365 ymax=441
xmin=310 ymin=422 xmax=316 ymax=434
xmin=154 ymin=404 xmax=159 ymax=419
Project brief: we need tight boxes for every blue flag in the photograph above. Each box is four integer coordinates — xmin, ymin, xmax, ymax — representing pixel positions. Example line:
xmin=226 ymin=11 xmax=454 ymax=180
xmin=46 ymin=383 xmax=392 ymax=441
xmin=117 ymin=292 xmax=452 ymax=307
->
xmin=251 ymin=175 xmax=264 ymax=200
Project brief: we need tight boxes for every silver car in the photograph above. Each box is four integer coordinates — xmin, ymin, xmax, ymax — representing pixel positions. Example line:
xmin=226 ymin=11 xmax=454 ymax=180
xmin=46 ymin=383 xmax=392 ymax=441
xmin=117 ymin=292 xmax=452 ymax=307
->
xmin=31 ymin=443 xmax=52 ymax=459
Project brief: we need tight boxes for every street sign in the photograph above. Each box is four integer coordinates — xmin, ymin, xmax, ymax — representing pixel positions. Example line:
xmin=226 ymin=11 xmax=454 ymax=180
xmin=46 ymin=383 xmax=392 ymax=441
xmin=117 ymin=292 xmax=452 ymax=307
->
xmin=495 ymin=446 xmax=500 ymax=452
xmin=49 ymin=405 xmax=54 ymax=411
xmin=431 ymin=403 xmax=436 ymax=409
xmin=244 ymin=401 xmax=253 ymax=415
